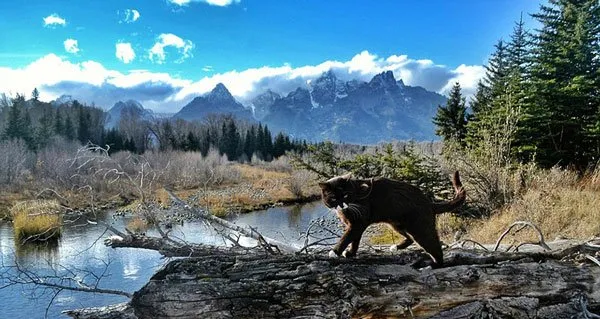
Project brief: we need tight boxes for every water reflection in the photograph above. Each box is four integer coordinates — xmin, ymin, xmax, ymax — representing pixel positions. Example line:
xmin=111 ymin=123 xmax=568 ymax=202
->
xmin=0 ymin=201 xmax=328 ymax=318
xmin=14 ymin=239 xmax=59 ymax=266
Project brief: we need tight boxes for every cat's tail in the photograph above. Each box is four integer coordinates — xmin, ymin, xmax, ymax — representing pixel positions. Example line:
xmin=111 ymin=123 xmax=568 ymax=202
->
xmin=432 ymin=171 xmax=466 ymax=214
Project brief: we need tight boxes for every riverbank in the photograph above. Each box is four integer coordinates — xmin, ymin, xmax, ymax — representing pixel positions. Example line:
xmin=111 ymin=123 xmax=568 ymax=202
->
xmin=0 ymin=163 xmax=321 ymax=222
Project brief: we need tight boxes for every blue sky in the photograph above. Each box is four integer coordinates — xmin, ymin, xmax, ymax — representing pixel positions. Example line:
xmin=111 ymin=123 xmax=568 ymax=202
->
xmin=0 ymin=0 xmax=542 ymax=112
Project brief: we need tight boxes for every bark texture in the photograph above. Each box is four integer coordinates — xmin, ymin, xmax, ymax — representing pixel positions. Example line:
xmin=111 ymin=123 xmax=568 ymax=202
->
xmin=67 ymin=247 xmax=600 ymax=318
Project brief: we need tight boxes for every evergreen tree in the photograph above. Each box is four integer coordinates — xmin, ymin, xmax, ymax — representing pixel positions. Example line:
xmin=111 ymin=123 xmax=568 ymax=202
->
xmin=256 ymin=123 xmax=265 ymax=159
xmin=433 ymin=82 xmax=468 ymax=146
xmin=222 ymin=119 xmax=240 ymax=160
xmin=75 ymin=101 xmax=92 ymax=144
xmin=523 ymin=0 xmax=600 ymax=168
xmin=263 ymin=125 xmax=273 ymax=160
xmin=36 ymin=107 xmax=54 ymax=149
xmin=31 ymin=88 xmax=39 ymax=102
xmin=243 ymin=126 xmax=256 ymax=160
xmin=54 ymin=109 xmax=64 ymax=136
xmin=273 ymin=132 xmax=287 ymax=158
xmin=3 ymin=95 xmax=31 ymax=144
xmin=64 ymin=115 xmax=75 ymax=140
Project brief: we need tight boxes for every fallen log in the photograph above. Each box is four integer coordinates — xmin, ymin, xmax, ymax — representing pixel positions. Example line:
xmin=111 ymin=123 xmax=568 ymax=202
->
xmin=65 ymin=245 xmax=600 ymax=319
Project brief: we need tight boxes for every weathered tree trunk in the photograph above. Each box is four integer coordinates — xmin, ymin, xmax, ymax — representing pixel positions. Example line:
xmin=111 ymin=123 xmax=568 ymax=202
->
xmin=66 ymin=246 xmax=600 ymax=319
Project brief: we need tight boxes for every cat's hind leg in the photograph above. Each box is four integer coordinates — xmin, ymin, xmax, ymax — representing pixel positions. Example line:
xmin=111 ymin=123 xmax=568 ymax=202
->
xmin=406 ymin=219 xmax=443 ymax=267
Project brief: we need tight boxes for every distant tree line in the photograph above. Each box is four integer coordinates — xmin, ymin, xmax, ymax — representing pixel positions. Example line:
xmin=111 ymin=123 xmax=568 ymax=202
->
xmin=434 ymin=0 xmax=600 ymax=170
xmin=150 ymin=115 xmax=307 ymax=161
xmin=0 ymin=91 xmax=305 ymax=161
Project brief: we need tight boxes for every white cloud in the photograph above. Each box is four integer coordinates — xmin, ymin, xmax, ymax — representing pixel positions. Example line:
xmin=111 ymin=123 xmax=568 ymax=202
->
xmin=0 ymin=51 xmax=485 ymax=113
xmin=63 ymin=39 xmax=80 ymax=54
xmin=168 ymin=0 xmax=240 ymax=6
xmin=149 ymin=33 xmax=194 ymax=64
xmin=43 ymin=14 xmax=66 ymax=27
xmin=119 ymin=9 xmax=140 ymax=23
xmin=202 ymin=66 xmax=214 ymax=72
xmin=116 ymin=42 xmax=136 ymax=64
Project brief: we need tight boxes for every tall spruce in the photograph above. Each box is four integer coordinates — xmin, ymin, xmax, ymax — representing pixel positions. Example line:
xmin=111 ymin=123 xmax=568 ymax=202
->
xmin=433 ymin=82 xmax=468 ymax=146
xmin=524 ymin=0 xmax=600 ymax=168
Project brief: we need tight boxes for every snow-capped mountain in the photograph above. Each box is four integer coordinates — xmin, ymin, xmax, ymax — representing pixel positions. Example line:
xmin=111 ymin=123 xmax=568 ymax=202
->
xmin=51 ymin=95 xmax=75 ymax=107
xmin=173 ymin=83 xmax=253 ymax=121
xmin=250 ymin=89 xmax=281 ymax=120
xmin=173 ymin=71 xmax=446 ymax=143
xmin=106 ymin=100 xmax=154 ymax=129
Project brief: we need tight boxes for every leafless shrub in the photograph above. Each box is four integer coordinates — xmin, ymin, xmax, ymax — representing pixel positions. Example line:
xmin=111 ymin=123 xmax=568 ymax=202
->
xmin=34 ymin=137 xmax=81 ymax=189
xmin=144 ymin=148 xmax=240 ymax=189
xmin=0 ymin=139 xmax=34 ymax=188
xmin=286 ymin=170 xmax=312 ymax=199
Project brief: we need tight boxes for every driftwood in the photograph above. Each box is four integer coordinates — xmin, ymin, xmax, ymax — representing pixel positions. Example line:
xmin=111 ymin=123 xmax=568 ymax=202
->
xmin=65 ymin=236 xmax=600 ymax=319
xmin=70 ymin=190 xmax=600 ymax=319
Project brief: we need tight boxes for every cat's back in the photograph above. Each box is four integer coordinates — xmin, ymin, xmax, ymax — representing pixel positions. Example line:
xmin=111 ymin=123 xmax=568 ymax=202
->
xmin=370 ymin=177 xmax=430 ymax=204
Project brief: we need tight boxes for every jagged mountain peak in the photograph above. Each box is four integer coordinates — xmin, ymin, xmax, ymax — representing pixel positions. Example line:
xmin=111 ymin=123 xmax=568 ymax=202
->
xmin=106 ymin=100 xmax=153 ymax=128
xmin=369 ymin=70 xmax=398 ymax=89
xmin=51 ymin=94 xmax=74 ymax=107
xmin=206 ymin=83 xmax=234 ymax=101
xmin=113 ymin=99 xmax=144 ymax=111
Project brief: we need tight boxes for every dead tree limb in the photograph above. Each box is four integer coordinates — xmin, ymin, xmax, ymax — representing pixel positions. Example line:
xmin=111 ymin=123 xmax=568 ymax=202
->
xmin=164 ymin=188 xmax=300 ymax=253
xmin=494 ymin=221 xmax=551 ymax=252
xmin=65 ymin=247 xmax=600 ymax=319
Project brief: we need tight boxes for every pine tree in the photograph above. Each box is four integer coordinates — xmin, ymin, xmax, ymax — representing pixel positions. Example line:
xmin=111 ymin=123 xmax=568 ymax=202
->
xmin=36 ymin=106 xmax=54 ymax=149
xmin=3 ymin=94 xmax=29 ymax=142
xmin=54 ymin=109 xmax=64 ymax=136
xmin=273 ymin=132 xmax=287 ymax=158
xmin=524 ymin=0 xmax=600 ymax=168
xmin=243 ymin=126 xmax=256 ymax=160
xmin=433 ymin=82 xmax=468 ymax=146
xmin=263 ymin=125 xmax=273 ymax=160
xmin=64 ymin=115 xmax=75 ymax=140
xmin=31 ymin=88 xmax=39 ymax=102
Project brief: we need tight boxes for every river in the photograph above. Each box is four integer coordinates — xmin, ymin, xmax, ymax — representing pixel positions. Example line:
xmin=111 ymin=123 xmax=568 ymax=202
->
xmin=0 ymin=201 xmax=328 ymax=319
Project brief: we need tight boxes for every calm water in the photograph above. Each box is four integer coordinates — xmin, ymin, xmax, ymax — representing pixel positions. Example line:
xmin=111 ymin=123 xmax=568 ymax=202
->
xmin=0 ymin=202 xmax=328 ymax=319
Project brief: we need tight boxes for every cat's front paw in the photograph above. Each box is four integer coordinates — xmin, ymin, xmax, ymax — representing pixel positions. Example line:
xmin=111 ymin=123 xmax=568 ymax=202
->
xmin=342 ymin=250 xmax=356 ymax=258
xmin=328 ymin=250 xmax=340 ymax=258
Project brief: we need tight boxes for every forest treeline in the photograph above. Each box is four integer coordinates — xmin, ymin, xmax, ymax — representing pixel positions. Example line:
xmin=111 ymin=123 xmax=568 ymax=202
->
xmin=434 ymin=0 xmax=600 ymax=170
xmin=0 ymin=92 xmax=306 ymax=162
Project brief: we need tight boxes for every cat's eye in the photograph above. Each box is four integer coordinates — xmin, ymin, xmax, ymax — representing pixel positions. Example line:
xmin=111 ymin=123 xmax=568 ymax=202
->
xmin=343 ymin=194 xmax=349 ymax=199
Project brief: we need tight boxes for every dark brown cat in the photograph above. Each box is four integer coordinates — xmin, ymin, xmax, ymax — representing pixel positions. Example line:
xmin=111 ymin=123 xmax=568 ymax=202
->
xmin=318 ymin=171 xmax=465 ymax=266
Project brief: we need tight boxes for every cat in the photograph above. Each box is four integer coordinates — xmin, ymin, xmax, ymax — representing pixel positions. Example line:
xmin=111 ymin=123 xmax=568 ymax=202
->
xmin=318 ymin=171 xmax=465 ymax=266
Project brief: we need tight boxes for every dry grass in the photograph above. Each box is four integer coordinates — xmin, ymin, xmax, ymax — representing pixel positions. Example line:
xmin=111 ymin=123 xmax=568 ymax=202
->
xmin=193 ymin=164 xmax=319 ymax=216
xmin=369 ymin=167 xmax=600 ymax=246
xmin=12 ymin=200 xmax=62 ymax=242
xmin=127 ymin=217 xmax=150 ymax=233
xmin=464 ymin=168 xmax=600 ymax=243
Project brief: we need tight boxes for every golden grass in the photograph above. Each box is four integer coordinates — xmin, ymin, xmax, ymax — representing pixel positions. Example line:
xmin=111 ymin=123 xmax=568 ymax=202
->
xmin=127 ymin=217 xmax=150 ymax=233
xmin=464 ymin=168 xmax=600 ymax=244
xmin=12 ymin=200 xmax=62 ymax=242
xmin=369 ymin=167 xmax=600 ymax=246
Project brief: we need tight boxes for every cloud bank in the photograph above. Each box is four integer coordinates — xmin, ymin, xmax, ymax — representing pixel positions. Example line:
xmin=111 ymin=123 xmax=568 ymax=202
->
xmin=0 ymin=51 xmax=484 ymax=113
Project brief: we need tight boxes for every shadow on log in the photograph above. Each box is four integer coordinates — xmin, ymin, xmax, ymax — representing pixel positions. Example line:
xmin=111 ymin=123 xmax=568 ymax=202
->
xmin=65 ymin=245 xmax=600 ymax=319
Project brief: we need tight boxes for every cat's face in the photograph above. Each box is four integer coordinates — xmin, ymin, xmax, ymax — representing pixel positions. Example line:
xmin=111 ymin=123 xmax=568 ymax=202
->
xmin=318 ymin=174 xmax=368 ymax=209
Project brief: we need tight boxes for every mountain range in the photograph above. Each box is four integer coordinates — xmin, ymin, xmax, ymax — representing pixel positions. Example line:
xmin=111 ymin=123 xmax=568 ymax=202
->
xmin=55 ymin=70 xmax=447 ymax=143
